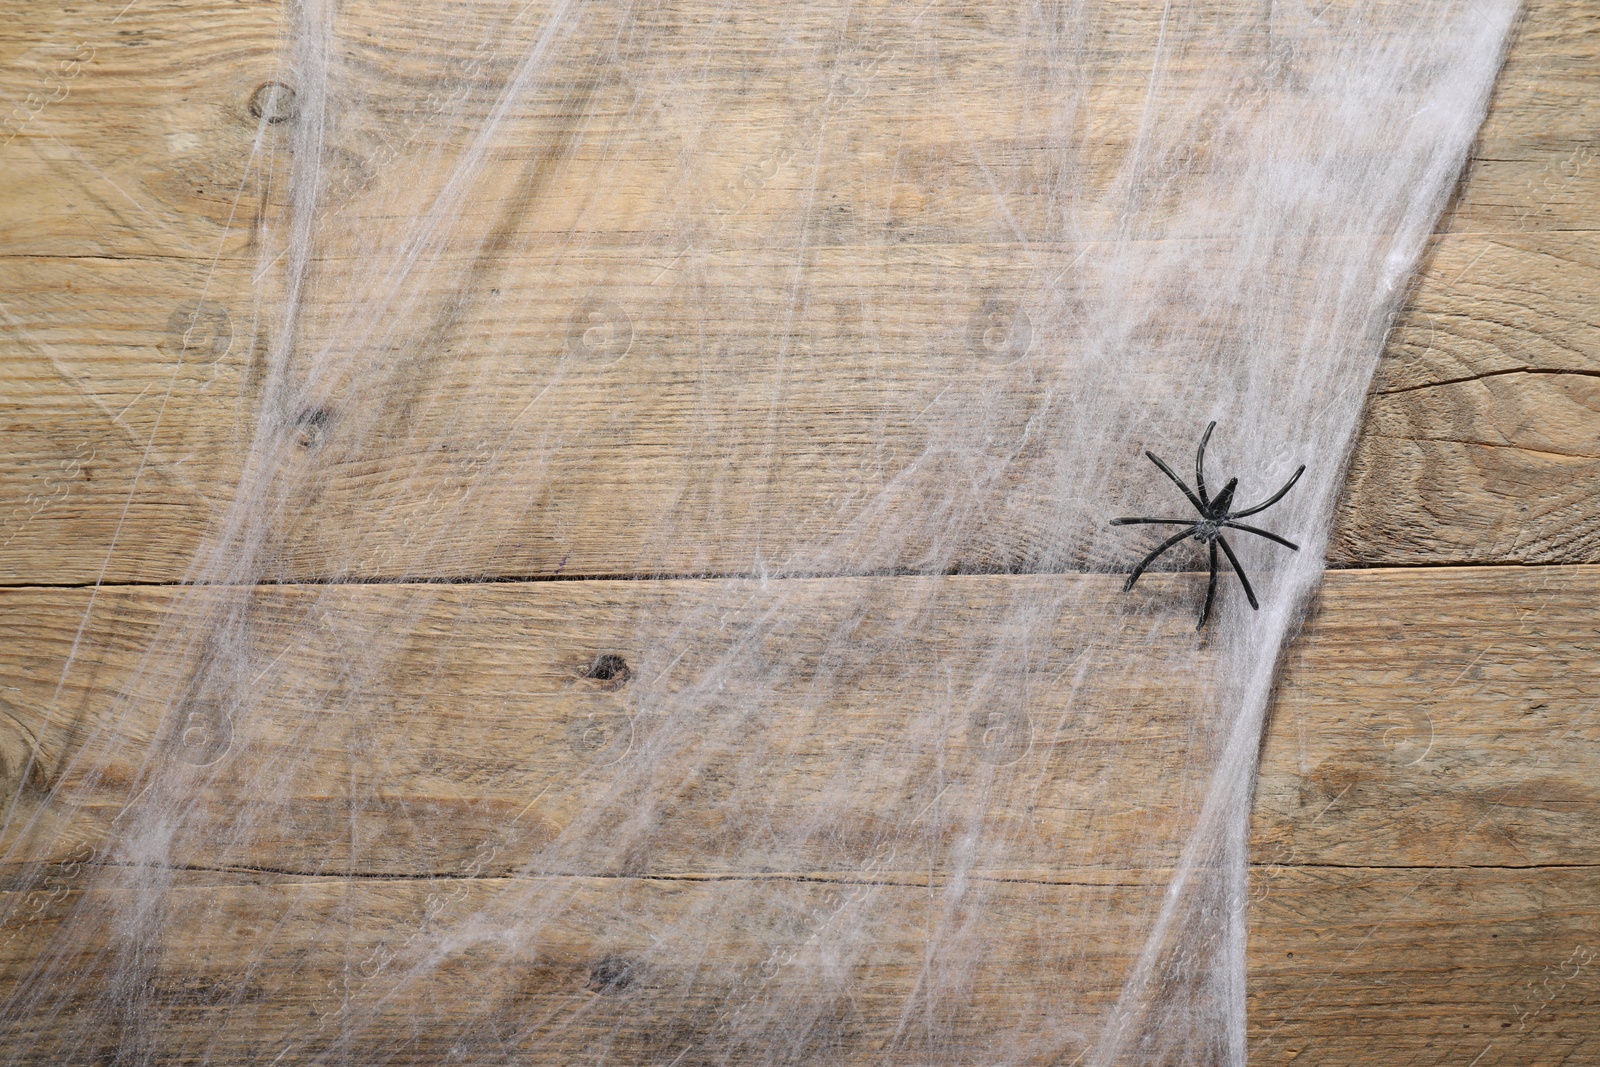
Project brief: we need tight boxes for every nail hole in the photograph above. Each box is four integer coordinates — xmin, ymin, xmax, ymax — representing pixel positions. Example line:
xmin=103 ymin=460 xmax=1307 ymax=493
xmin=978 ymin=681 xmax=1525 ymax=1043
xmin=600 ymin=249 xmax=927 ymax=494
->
xmin=587 ymin=954 xmax=636 ymax=994
xmin=294 ymin=409 xmax=331 ymax=449
xmin=584 ymin=654 xmax=631 ymax=687
xmin=248 ymin=81 xmax=298 ymax=125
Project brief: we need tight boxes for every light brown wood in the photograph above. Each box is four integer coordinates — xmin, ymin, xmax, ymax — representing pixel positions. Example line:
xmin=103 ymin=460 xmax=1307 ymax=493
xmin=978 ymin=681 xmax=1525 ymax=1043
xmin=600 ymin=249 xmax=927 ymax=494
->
xmin=1 ymin=567 xmax=1596 ymax=877
xmin=1 ymin=567 xmax=1596 ymax=1062
xmin=2 ymin=0 xmax=1595 ymax=1062
xmin=1 ymin=864 xmax=1595 ymax=1065
xmin=1336 ymin=231 xmax=1600 ymax=565
xmin=1249 ymin=865 xmax=1600 ymax=1067
xmin=0 ymin=0 xmax=1596 ymax=584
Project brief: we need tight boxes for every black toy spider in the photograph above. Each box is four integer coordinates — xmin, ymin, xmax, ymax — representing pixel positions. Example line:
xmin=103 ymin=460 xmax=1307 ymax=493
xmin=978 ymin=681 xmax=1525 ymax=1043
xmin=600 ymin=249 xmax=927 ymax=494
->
xmin=1110 ymin=421 xmax=1305 ymax=630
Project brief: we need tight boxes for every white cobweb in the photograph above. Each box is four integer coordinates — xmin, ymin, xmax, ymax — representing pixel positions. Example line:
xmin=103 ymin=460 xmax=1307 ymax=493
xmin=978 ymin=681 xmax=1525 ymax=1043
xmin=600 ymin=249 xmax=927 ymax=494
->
xmin=0 ymin=0 xmax=1516 ymax=1063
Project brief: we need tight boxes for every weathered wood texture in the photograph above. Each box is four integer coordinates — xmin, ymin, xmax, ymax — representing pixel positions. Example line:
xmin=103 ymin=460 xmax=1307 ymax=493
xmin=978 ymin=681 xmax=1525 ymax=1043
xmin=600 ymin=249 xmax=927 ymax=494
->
xmin=2 ymin=568 xmax=1595 ymax=875
xmin=0 ymin=0 xmax=1596 ymax=584
xmin=2 ymin=1 xmax=1596 ymax=1064
xmin=1 ymin=866 xmax=1594 ymax=1065
xmin=1 ymin=567 xmax=1597 ymax=1062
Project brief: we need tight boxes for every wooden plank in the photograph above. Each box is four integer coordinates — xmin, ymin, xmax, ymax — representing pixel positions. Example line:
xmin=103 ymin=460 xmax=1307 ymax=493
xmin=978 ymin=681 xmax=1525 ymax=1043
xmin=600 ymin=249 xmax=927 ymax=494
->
xmin=0 ymin=569 xmax=1252 ymax=880
xmin=1 ymin=567 xmax=1594 ymax=879
xmin=1 ymin=231 xmax=1594 ymax=583
xmin=0 ymin=871 xmax=1147 ymax=1064
xmin=1 ymin=3 xmax=1592 ymax=1061
xmin=1333 ymin=231 xmax=1600 ymax=565
xmin=0 ymin=0 xmax=281 ymax=260
xmin=0 ymin=233 xmax=1595 ymax=583
xmin=1 ymin=0 xmax=1590 ymax=254
xmin=1442 ymin=0 xmax=1600 ymax=236
xmin=1248 ymin=865 xmax=1600 ymax=1066
xmin=0 ymin=1 xmax=1596 ymax=584
xmin=1257 ymin=567 xmax=1600 ymax=870
xmin=3 ymin=567 xmax=1586 ymax=1061
xmin=0 ymin=866 xmax=1594 ymax=1064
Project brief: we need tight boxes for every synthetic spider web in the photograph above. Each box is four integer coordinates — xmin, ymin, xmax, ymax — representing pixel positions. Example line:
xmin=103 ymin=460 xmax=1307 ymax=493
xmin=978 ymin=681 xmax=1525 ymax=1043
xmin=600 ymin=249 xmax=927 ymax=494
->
xmin=0 ymin=1 xmax=1517 ymax=1063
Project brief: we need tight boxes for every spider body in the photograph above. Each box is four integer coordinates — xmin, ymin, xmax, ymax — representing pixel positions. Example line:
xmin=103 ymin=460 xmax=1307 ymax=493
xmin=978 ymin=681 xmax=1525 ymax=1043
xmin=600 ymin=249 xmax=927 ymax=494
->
xmin=1111 ymin=422 xmax=1304 ymax=630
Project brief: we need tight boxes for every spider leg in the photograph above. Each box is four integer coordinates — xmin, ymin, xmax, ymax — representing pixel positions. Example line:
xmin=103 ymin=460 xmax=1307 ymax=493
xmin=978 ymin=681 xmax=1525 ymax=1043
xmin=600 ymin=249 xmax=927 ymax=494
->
xmin=1195 ymin=421 xmax=1217 ymax=508
xmin=1144 ymin=451 xmax=1207 ymax=514
xmin=1110 ymin=517 xmax=1194 ymax=526
xmin=1232 ymin=464 xmax=1306 ymax=518
xmin=1215 ymin=534 xmax=1260 ymax=610
xmin=1221 ymin=521 xmax=1300 ymax=551
xmin=1123 ymin=526 xmax=1197 ymax=592
xmin=1198 ymin=539 xmax=1219 ymax=631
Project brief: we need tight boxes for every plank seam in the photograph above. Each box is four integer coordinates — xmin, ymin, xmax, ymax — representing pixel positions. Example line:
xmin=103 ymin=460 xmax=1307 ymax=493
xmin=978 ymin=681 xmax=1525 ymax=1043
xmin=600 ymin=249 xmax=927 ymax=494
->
xmin=9 ymin=860 xmax=1595 ymax=890
xmin=1373 ymin=366 xmax=1600 ymax=397
xmin=4 ymin=560 xmax=1596 ymax=592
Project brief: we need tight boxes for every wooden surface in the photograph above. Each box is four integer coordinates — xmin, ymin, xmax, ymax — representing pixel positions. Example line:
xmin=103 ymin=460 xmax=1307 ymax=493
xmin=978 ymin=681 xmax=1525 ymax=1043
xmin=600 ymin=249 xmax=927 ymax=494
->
xmin=2 ymin=867 xmax=1596 ymax=1064
xmin=0 ymin=0 xmax=1596 ymax=583
xmin=1 ymin=567 xmax=1598 ymax=1063
xmin=4 ymin=569 xmax=1596 ymax=877
xmin=2 ymin=0 xmax=1598 ymax=1064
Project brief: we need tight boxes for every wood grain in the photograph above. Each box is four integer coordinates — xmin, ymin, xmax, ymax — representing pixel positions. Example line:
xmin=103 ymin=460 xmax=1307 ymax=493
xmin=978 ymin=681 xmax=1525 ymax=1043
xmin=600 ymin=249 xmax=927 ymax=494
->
xmin=0 ymin=565 xmax=1595 ymax=1065
xmin=1 ymin=864 xmax=1595 ymax=1065
xmin=1334 ymin=231 xmax=1600 ymax=566
xmin=1248 ymin=865 xmax=1599 ymax=1067
xmin=0 ymin=0 xmax=1596 ymax=584
xmin=2 ymin=0 xmax=1595 ymax=1062
xmin=1 ymin=567 xmax=1595 ymax=879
